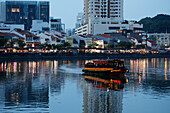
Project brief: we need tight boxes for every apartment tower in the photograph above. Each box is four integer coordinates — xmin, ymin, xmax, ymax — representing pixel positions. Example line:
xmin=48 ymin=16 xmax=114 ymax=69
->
xmin=84 ymin=0 xmax=123 ymax=24
xmin=0 ymin=0 xmax=49 ymax=30
xmin=75 ymin=0 xmax=124 ymax=35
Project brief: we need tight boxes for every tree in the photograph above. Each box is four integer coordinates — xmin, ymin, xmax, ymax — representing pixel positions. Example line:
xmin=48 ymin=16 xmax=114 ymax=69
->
xmin=46 ymin=44 xmax=52 ymax=49
xmin=79 ymin=40 xmax=85 ymax=48
xmin=9 ymin=40 xmax=16 ymax=47
xmin=107 ymin=43 xmax=115 ymax=49
xmin=117 ymin=41 xmax=134 ymax=49
xmin=136 ymin=45 xmax=146 ymax=49
xmin=139 ymin=14 xmax=170 ymax=33
xmin=63 ymin=42 xmax=71 ymax=48
xmin=38 ymin=44 xmax=46 ymax=48
xmin=55 ymin=44 xmax=64 ymax=50
xmin=17 ymin=40 xmax=26 ymax=48
xmin=0 ymin=38 xmax=8 ymax=47
xmin=160 ymin=45 xmax=166 ymax=49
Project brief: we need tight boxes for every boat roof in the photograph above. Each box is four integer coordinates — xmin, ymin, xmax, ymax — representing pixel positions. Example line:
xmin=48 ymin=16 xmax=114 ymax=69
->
xmin=93 ymin=59 xmax=123 ymax=61
xmin=93 ymin=59 xmax=124 ymax=63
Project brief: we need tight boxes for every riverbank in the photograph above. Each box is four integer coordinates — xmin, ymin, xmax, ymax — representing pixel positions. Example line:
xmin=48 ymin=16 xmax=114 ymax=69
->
xmin=0 ymin=53 xmax=170 ymax=61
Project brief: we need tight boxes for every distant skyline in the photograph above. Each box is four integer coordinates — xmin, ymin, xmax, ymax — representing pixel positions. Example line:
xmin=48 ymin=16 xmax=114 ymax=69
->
xmin=49 ymin=0 xmax=170 ymax=29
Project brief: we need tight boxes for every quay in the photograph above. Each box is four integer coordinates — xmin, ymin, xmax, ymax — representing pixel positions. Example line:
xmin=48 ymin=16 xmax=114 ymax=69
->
xmin=0 ymin=53 xmax=170 ymax=61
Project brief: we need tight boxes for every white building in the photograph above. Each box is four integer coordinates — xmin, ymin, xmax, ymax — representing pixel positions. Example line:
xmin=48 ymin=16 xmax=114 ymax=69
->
xmin=50 ymin=19 xmax=65 ymax=32
xmin=38 ymin=32 xmax=65 ymax=45
xmin=0 ymin=23 xmax=24 ymax=33
xmin=147 ymin=40 xmax=158 ymax=49
xmin=75 ymin=0 xmax=143 ymax=35
xmin=31 ymin=20 xmax=49 ymax=32
xmin=148 ymin=33 xmax=170 ymax=47
xmin=75 ymin=12 xmax=84 ymax=28
xmin=72 ymin=35 xmax=92 ymax=48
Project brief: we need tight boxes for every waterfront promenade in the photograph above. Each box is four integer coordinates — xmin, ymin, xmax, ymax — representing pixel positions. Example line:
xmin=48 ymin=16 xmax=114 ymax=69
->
xmin=0 ymin=53 xmax=170 ymax=61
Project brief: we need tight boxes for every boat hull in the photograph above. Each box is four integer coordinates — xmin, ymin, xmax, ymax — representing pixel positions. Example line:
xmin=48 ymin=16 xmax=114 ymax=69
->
xmin=82 ymin=69 xmax=127 ymax=77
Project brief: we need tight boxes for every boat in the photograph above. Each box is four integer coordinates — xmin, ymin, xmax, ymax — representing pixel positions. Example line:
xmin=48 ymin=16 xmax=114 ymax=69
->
xmin=82 ymin=59 xmax=129 ymax=75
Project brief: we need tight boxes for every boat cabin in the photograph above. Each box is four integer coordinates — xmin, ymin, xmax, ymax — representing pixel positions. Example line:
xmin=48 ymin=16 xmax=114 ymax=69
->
xmin=85 ymin=60 xmax=124 ymax=69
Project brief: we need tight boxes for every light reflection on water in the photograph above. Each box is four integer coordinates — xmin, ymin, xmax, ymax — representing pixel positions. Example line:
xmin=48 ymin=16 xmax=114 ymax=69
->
xmin=0 ymin=58 xmax=170 ymax=113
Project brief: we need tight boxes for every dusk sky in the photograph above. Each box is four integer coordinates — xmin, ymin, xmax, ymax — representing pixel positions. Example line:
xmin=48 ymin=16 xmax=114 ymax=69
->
xmin=49 ymin=0 xmax=170 ymax=29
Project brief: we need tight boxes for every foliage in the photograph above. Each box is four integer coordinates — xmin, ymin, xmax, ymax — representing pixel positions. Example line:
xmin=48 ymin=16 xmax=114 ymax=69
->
xmin=63 ymin=42 xmax=71 ymax=48
xmin=136 ymin=45 xmax=146 ymax=49
xmin=55 ymin=44 xmax=64 ymax=50
xmin=79 ymin=40 xmax=85 ymax=48
xmin=9 ymin=40 xmax=16 ymax=47
xmin=160 ymin=45 xmax=166 ymax=49
xmin=0 ymin=38 xmax=8 ymax=47
xmin=139 ymin=14 xmax=170 ymax=33
xmin=46 ymin=44 xmax=52 ymax=49
xmin=38 ymin=44 xmax=46 ymax=48
xmin=107 ymin=43 xmax=115 ymax=49
xmin=17 ymin=40 xmax=26 ymax=48
xmin=117 ymin=41 xmax=134 ymax=49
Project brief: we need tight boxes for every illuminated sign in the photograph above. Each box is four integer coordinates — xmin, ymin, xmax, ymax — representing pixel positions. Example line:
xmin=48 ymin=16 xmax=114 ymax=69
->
xmin=66 ymin=37 xmax=73 ymax=47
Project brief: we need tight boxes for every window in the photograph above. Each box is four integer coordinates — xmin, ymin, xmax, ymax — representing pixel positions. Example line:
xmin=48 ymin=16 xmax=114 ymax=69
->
xmin=11 ymin=8 xmax=20 ymax=12
xmin=26 ymin=37 xmax=32 ymax=41
xmin=109 ymin=27 xmax=120 ymax=30
xmin=102 ymin=22 xmax=106 ymax=24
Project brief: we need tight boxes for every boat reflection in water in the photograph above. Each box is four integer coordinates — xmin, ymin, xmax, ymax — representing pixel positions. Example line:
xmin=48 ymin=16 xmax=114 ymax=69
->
xmin=82 ymin=73 xmax=128 ymax=113
xmin=84 ymin=73 xmax=128 ymax=91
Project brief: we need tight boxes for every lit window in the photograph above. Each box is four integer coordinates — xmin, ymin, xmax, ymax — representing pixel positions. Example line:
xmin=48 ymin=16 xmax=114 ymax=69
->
xmin=11 ymin=8 xmax=20 ymax=12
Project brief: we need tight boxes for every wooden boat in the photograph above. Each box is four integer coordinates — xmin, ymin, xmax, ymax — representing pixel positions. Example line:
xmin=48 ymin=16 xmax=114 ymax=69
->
xmin=82 ymin=59 xmax=128 ymax=75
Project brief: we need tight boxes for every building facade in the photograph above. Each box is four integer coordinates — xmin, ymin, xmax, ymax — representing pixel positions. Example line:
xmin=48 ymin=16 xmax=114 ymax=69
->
xmin=0 ymin=0 xmax=49 ymax=30
xmin=50 ymin=19 xmax=65 ymax=32
xmin=148 ymin=33 xmax=170 ymax=47
xmin=75 ymin=12 xmax=84 ymax=28
xmin=76 ymin=0 xmax=143 ymax=35
xmin=31 ymin=20 xmax=49 ymax=32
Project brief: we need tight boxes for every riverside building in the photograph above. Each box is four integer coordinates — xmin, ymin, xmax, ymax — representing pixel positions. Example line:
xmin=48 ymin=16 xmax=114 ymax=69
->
xmin=148 ymin=33 xmax=170 ymax=47
xmin=75 ymin=0 xmax=143 ymax=35
xmin=0 ymin=0 xmax=49 ymax=30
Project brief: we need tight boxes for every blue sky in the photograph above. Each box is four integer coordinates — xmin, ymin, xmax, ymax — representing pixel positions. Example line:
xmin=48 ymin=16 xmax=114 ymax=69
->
xmin=49 ymin=0 xmax=170 ymax=29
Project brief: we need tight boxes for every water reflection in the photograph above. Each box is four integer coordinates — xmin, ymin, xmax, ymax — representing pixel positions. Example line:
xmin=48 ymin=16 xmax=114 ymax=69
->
xmin=83 ymin=77 xmax=124 ymax=113
xmin=129 ymin=58 xmax=170 ymax=80
xmin=127 ymin=58 xmax=170 ymax=98
xmin=84 ymin=74 xmax=128 ymax=90
xmin=0 ymin=58 xmax=169 ymax=113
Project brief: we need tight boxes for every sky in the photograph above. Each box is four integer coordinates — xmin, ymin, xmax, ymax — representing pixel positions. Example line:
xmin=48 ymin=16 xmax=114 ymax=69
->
xmin=49 ymin=0 xmax=170 ymax=29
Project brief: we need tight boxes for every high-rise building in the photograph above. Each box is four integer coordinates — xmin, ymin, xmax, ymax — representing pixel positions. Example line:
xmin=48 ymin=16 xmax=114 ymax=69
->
xmin=76 ymin=0 xmax=143 ymax=35
xmin=75 ymin=12 xmax=84 ymax=28
xmin=84 ymin=0 xmax=123 ymax=24
xmin=0 ymin=0 xmax=49 ymax=30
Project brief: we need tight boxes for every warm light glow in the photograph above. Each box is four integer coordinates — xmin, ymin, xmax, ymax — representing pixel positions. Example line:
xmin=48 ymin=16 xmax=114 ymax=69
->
xmin=165 ymin=58 xmax=167 ymax=80
xmin=11 ymin=8 xmax=20 ymax=12
xmin=32 ymin=44 xmax=35 ymax=47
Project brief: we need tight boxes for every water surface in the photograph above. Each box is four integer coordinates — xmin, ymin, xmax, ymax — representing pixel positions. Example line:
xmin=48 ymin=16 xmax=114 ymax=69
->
xmin=0 ymin=58 xmax=170 ymax=113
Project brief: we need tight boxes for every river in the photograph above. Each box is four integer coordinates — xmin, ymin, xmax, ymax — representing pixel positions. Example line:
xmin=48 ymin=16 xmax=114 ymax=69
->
xmin=0 ymin=58 xmax=170 ymax=113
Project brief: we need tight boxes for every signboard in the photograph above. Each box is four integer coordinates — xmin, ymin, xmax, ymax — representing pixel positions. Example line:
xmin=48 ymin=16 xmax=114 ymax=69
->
xmin=66 ymin=37 xmax=73 ymax=47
